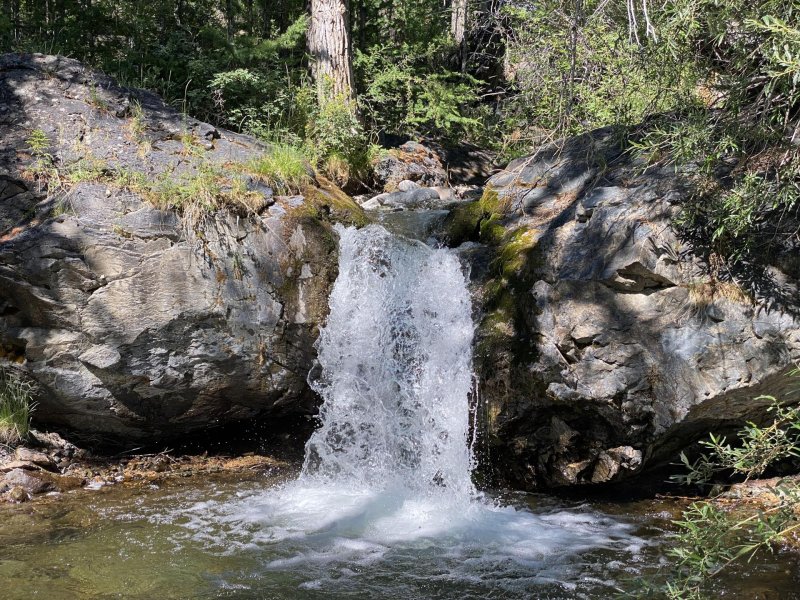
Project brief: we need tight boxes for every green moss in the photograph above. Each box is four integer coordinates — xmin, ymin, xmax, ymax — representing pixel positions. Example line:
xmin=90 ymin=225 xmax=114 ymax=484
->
xmin=478 ymin=187 xmax=504 ymax=214
xmin=478 ymin=214 xmax=506 ymax=245
xmin=443 ymin=187 xmax=511 ymax=246
xmin=496 ymin=227 xmax=541 ymax=278
xmin=443 ymin=200 xmax=484 ymax=245
xmin=296 ymin=175 xmax=370 ymax=228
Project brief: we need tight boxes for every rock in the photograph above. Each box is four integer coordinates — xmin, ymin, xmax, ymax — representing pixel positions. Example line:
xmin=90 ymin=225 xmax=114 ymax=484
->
xmin=591 ymin=446 xmax=642 ymax=483
xmin=433 ymin=187 xmax=455 ymax=202
xmin=360 ymin=187 xmax=451 ymax=212
xmin=7 ymin=486 xmax=29 ymax=503
xmin=373 ymin=141 xmax=447 ymax=192
xmin=397 ymin=179 xmax=420 ymax=192
xmin=0 ymin=54 xmax=364 ymax=442
xmin=2 ymin=468 xmax=55 ymax=494
xmin=29 ymin=430 xmax=80 ymax=456
xmin=459 ymin=125 xmax=800 ymax=488
xmin=14 ymin=447 xmax=56 ymax=471
xmin=0 ymin=460 xmax=42 ymax=472
xmin=360 ymin=196 xmax=384 ymax=210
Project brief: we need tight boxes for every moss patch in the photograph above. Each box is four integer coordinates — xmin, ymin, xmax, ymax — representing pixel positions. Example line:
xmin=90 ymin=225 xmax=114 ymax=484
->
xmin=296 ymin=175 xmax=370 ymax=228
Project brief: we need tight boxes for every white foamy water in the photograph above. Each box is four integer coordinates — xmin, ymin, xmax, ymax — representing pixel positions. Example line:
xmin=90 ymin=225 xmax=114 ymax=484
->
xmin=173 ymin=224 xmax=645 ymax=598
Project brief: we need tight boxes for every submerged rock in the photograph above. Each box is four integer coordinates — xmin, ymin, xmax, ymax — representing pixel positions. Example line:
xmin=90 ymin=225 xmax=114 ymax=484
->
xmin=0 ymin=54 xmax=365 ymax=441
xmin=457 ymin=126 xmax=800 ymax=488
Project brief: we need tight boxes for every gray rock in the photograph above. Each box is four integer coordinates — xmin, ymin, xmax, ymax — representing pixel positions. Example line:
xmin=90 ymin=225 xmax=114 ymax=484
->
xmin=397 ymin=179 xmax=420 ymax=192
xmin=373 ymin=142 xmax=447 ymax=192
xmin=0 ymin=54 xmax=358 ymax=441
xmin=470 ymin=126 xmax=800 ymax=488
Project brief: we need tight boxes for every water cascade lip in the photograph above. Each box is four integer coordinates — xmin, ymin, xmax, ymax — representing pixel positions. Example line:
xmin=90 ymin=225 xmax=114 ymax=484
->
xmin=173 ymin=223 xmax=646 ymax=597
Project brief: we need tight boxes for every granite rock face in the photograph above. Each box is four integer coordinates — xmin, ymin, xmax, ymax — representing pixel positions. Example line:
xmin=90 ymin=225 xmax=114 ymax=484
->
xmin=454 ymin=126 xmax=800 ymax=488
xmin=0 ymin=54 xmax=364 ymax=441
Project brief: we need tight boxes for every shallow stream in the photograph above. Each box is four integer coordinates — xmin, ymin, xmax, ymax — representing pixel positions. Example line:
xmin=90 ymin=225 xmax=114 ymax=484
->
xmin=2 ymin=475 xmax=799 ymax=599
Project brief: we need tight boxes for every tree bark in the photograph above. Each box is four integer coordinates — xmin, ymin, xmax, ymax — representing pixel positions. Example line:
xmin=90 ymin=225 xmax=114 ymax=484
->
xmin=308 ymin=0 xmax=355 ymax=104
xmin=451 ymin=0 xmax=468 ymax=71
xmin=226 ymin=0 xmax=234 ymax=40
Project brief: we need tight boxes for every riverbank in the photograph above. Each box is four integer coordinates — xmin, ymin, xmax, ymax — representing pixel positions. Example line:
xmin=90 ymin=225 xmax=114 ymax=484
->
xmin=0 ymin=429 xmax=297 ymax=504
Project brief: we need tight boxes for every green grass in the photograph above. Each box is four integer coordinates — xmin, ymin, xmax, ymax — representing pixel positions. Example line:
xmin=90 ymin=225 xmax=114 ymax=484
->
xmin=244 ymin=143 xmax=312 ymax=194
xmin=0 ymin=369 xmax=35 ymax=446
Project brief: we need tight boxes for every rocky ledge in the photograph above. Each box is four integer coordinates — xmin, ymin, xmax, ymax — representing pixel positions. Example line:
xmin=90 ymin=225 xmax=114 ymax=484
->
xmin=0 ymin=429 xmax=291 ymax=503
xmin=0 ymin=54 xmax=365 ymax=441
xmin=447 ymin=126 xmax=800 ymax=488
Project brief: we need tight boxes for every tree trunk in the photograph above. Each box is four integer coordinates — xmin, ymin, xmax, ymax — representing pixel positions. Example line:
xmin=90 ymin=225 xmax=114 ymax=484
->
xmin=226 ymin=0 xmax=234 ymax=40
xmin=451 ymin=0 xmax=468 ymax=71
xmin=308 ymin=0 xmax=355 ymax=104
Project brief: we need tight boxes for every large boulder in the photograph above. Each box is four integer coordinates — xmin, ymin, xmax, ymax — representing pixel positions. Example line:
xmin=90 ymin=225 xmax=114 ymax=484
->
xmin=447 ymin=126 xmax=800 ymax=488
xmin=0 ymin=54 xmax=366 ymax=442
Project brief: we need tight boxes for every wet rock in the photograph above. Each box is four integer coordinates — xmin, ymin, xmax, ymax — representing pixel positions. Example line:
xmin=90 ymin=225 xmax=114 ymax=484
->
xmin=3 ymin=468 xmax=56 ymax=494
xmin=465 ymin=125 xmax=800 ymax=488
xmin=7 ymin=486 xmax=29 ymax=503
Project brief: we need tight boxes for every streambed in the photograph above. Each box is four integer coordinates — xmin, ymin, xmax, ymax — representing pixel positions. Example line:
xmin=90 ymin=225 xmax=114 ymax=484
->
xmin=1 ymin=474 xmax=798 ymax=599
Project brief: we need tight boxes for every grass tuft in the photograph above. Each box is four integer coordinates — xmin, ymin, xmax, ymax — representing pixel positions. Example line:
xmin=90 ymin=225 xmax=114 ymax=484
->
xmin=0 ymin=369 xmax=35 ymax=446
xmin=245 ymin=144 xmax=312 ymax=194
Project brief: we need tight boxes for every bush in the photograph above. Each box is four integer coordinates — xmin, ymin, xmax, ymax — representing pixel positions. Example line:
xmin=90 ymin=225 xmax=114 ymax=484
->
xmin=635 ymin=370 xmax=800 ymax=598
xmin=0 ymin=369 xmax=35 ymax=446
xmin=355 ymin=42 xmax=484 ymax=142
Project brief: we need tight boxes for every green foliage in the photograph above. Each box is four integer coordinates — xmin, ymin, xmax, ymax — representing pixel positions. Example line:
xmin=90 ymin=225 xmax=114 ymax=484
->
xmin=245 ymin=144 xmax=312 ymax=194
xmin=27 ymin=129 xmax=50 ymax=158
xmin=631 ymin=0 xmax=800 ymax=266
xmin=355 ymin=42 xmax=483 ymax=141
xmin=0 ymin=368 xmax=35 ymax=446
xmin=659 ymin=485 xmax=800 ymax=599
xmin=637 ymin=370 xmax=800 ymax=598
xmin=25 ymin=129 xmax=59 ymax=191
xmin=497 ymin=0 xmax=693 ymax=158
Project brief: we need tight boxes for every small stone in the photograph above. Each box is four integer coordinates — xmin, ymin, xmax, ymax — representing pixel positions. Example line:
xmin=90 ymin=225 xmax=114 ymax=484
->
xmin=397 ymin=179 xmax=420 ymax=192
xmin=7 ymin=486 xmax=28 ymax=503
xmin=14 ymin=448 xmax=57 ymax=471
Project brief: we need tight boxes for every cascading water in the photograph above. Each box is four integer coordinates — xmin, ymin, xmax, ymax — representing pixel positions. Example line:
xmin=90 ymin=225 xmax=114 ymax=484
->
xmin=303 ymin=223 xmax=476 ymax=503
xmin=173 ymin=223 xmax=646 ymax=598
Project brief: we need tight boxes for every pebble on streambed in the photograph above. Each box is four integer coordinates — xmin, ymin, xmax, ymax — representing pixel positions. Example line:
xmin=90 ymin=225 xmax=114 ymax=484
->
xmin=0 ymin=430 xmax=289 ymax=504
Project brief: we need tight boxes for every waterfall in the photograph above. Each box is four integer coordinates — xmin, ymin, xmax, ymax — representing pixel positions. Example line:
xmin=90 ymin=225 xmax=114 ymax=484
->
xmin=301 ymin=224 xmax=476 ymax=503
xmin=175 ymin=222 xmax=643 ymax=598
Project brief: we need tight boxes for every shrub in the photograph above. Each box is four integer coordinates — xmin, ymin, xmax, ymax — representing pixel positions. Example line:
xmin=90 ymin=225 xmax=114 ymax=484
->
xmin=0 ymin=369 xmax=35 ymax=446
xmin=635 ymin=369 xmax=800 ymax=598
